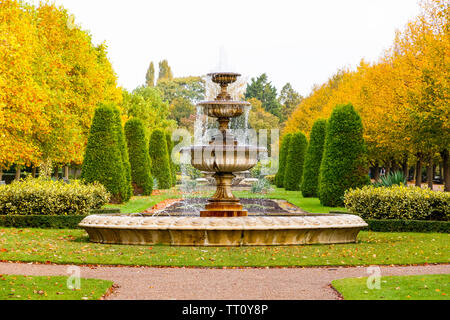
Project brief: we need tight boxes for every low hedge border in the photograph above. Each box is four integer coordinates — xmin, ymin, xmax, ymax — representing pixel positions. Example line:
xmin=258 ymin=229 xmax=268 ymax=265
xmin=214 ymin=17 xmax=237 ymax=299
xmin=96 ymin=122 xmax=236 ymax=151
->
xmin=0 ymin=208 xmax=120 ymax=229
xmin=364 ymin=219 xmax=450 ymax=233
xmin=0 ymin=213 xmax=448 ymax=233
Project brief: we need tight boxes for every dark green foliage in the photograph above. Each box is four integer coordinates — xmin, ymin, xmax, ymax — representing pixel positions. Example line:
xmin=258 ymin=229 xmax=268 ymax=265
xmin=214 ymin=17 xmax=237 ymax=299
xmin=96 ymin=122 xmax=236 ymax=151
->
xmin=124 ymin=119 xmax=153 ymax=195
xmin=364 ymin=219 xmax=450 ymax=233
xmin=112 ymin=108 xmax=132 ymax=202
xmin=149 ymin=129 xmax=172 ymax=189
xmin=245 ymin=73 xmax=282 ymax=119
xmin=165 ymin=132 xmax=177 ymax=186
xmin=319 ymin=104 xmax=370 ymax=207
xmin=81 ymin=105 xmax=129 ymax=203
xmin=275 ymin=134 xmax=292 ymax=188
xmin=284 ymin=132 xmax=308 ymax=191
xmin=301 ymin=119 xmax=327 ymax=197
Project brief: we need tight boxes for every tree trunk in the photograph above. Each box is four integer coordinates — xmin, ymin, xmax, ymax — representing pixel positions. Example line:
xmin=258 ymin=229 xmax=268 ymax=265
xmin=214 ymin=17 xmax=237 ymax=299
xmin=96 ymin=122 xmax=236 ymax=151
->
xmin=64 ymin=166 xmax=69 ymax=180
xmin=426 ymin=161 xmax=433 ymax=190
xmin=402 ymin=158 xmax=409 ymax=180
xmin=0 ymin=168 xmax=3 ymax=181
xmin=441 ymin=149 xmax=450 ymax=192
xmin=15 ymin=167 xmax=21 ymax=181
xmin=373 ymin=163 xmax=380 ymax=182
xmin=415 ymin=159 xmax=423 ymax=187
xmin=392 ymin=161 xmax=399 ymax=173
xmin=54 ymin=166 xmax=59 ymax=179
xmin=386 ymin=160 xmax=391 ymax=176
xmin=32 ymin=167 xmax=37 ymax=178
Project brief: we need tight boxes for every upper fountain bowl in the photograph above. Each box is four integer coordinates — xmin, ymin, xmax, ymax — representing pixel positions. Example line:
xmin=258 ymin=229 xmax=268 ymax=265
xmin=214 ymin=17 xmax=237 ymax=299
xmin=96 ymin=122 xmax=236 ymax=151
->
xmin=208 ymin=72 xmax=241 ymax=86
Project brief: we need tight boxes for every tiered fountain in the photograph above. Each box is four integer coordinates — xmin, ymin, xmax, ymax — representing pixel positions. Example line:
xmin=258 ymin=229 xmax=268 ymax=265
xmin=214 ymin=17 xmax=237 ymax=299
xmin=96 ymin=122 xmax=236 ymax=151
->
xmin=79 ymin=72 xmax=367 ymax=246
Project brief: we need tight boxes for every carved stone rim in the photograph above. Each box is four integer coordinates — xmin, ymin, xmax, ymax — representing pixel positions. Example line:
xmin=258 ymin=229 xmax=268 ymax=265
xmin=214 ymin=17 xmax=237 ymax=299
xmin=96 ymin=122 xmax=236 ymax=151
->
xmin=79 ymin=214 xmax=368 ymax=231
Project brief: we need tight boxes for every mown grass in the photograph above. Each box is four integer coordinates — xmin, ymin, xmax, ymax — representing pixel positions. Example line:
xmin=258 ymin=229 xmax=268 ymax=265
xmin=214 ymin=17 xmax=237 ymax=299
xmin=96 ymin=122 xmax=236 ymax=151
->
xmin=0 ymin=274 xmax=113 ymax=300
xmin=0 ymin=228 xmax=448 ymax=267
xmin=332 ymin=274 xmax=450 ymax=300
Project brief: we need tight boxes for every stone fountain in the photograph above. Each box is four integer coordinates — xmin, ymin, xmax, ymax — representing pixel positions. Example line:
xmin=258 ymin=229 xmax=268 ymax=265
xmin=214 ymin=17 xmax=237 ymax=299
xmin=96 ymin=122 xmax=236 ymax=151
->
xmin=79 ymin=72 xmax=367 ymax=246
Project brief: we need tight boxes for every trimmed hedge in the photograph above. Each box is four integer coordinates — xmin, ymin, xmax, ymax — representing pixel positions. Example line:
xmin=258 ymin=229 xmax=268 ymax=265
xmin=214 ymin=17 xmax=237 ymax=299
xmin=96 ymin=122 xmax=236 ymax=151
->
xmin=364 ymin=219 xmax=450 ymax=233
xmin=319 ymin=104 xmax=370 ymax=207
xmin=125 ymin=119 xmax=153 ymax=195
xmin=284 ymin=132 xmax=308 ymax=191
xmin=113 ymin=107 xmax=133 ymax=202
xmin=81 ymin=105 xmax=129 ymax=203
xmin=301 ymin=119 xmax=327 ymax=198
xmin=149 ymin=129 xmax=172 ymax=189
xmin=275 ymin=134 xmax=293 ymax=188
xmin=344 ymin=185 xmax=449 ymax=221
xmin=0 ymin=178 xmax=110 ymax=216
xmin=165 ymin=131 xmax=176 ymax=187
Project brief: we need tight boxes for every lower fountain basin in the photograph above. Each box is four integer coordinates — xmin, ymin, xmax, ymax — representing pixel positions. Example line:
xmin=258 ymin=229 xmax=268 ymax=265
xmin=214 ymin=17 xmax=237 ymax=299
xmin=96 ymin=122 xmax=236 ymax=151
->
xmin=79 ymin=214 xmax=368 ymax=246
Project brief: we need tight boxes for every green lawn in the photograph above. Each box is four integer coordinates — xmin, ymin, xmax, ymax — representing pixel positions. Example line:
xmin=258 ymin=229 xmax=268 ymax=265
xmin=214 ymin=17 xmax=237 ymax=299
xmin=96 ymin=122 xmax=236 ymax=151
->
xmin=332 ymin=274 xmax=450 ymax=300
xmin=104 ymin=190 xmax=181 ymax=213
xmin=0 ymin=274 xmax=113 ymax=300
xmin=235 ymin=188 xmax=347 ymax=213
xmin=0 ymin=228 xmax=448 ymax=267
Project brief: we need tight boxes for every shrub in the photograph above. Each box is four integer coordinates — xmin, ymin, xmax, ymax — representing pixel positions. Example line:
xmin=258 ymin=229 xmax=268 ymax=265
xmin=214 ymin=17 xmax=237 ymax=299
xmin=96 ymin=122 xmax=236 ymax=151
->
xmin=0 ymin=177 xmax=110 ymax=216
xmin=124 ymin=118 xmax=153 ymax=195
xmin=112 ymin=107 xmax=132 ymax=202
xmin=373 ymin=171 xmax=406 ymax=188
xmin=265 ymin=175 xmax=276 ymax=185
xmin=344 ymin=185 xmax=450 ymax=221
xmin=284 ymin=132 xmax=308 ymax=191
xmin=81 ymin=105 xmax=129 ymax=203
xmin=319 ymin=104 xmax=370 ymax=207
xmin=275 ymin=134 xmax=293 ymax=188
xmin=149 ymin=129 xmax=172 ymax=189
xmin=251 ymin=178 xmax=273 ymax=194
xmin=165 ymin=132 xmax=176 ymax=187
xmin=301 ymin=119 xmax=327 ymax=198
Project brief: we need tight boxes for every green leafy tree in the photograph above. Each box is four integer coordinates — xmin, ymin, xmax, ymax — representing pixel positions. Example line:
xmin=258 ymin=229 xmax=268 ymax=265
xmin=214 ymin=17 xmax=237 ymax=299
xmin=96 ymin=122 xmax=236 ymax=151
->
xmin=168 ymin=97 xmax=196 ymax=125
xmin=149 ymin=129 xmax=172 ymax=189
xmin=279 ymin=83 xmax=303 ymax=122
xmin=125 ymin=118 xmax=153 ymax=195
xmin=157 ymin=59 xmax=173 ymax=83
xmin=275 ymin=133 xmax=293 ymax=188
xmin=245 ymin=74 xmax=282 ymax=119
xmin=301 ymin=119 xmax=327 ymax=197
xmin=122 ymin=87 xmax=176 ymax=135
xmin=319 ymin=104 xmax=370 ymax=207
xmin=156 ymin=76 xmax=205 ymax=104
xmin=81 ymin=105 xmax=128 ymax=203
xmin=145 ymin=62 xmax=155 ymax=87
xmin=284 ymin=132 xmax=308 ymax=191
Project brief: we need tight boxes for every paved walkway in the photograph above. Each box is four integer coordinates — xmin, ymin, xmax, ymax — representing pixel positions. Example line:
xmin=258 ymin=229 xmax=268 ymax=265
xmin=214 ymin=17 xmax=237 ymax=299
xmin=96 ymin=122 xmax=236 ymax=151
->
xmin=0 ymin=262 xmax=448 ymax=300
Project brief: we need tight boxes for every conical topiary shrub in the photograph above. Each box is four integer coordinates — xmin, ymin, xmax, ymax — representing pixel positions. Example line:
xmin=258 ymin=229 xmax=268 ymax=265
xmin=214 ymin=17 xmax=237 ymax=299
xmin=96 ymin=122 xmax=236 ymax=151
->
xmin=275 ymin=133 xmax=293 ymax=188
xmin=112 ymin=107 xmax=132 ymax=202
xmin=165 ymin=131 xmax=176 ymax=187
xmin=149 ymin=129 xmax=172 ymax=189
xmin=125 ymin=118 xmax=153 ymax=195
xmin=283 ymin=132 xmax=308 ymax=191
xmin=301 ymin=119 xmax=327 ymax=198
xmin=319 ymin=104 xmax=370 ymax=207
xmin=81 ymin=105 xmax=128 ymax=203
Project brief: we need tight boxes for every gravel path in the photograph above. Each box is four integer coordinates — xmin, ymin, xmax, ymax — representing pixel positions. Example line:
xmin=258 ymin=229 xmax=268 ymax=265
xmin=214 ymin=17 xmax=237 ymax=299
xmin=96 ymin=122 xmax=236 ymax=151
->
xmin=0 ymin=262 xmax=448 ymax=300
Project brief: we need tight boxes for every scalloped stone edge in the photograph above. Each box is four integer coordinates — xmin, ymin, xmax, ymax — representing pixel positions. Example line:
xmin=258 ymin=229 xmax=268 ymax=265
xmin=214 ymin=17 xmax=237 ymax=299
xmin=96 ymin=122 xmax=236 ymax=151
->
xmin=79 ymin=214 xmax=368 ymax=246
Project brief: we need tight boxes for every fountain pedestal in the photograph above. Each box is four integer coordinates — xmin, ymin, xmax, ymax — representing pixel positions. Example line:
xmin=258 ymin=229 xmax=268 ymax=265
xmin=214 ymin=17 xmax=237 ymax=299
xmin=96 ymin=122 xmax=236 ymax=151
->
xmin=200 ymin=173 xmax=247 ymax=217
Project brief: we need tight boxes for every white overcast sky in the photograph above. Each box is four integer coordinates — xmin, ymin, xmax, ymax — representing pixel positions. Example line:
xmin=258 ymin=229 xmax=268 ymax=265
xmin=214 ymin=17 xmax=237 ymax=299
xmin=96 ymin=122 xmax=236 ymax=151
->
xmin=30 ymin=0 xmax=421 ymax=96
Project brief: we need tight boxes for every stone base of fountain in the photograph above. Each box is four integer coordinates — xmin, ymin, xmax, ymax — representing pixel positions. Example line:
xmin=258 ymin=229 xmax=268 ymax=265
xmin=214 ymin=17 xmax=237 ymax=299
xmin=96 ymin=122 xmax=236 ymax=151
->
xmin=79 ymin=214 xmax=367 ymax=246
